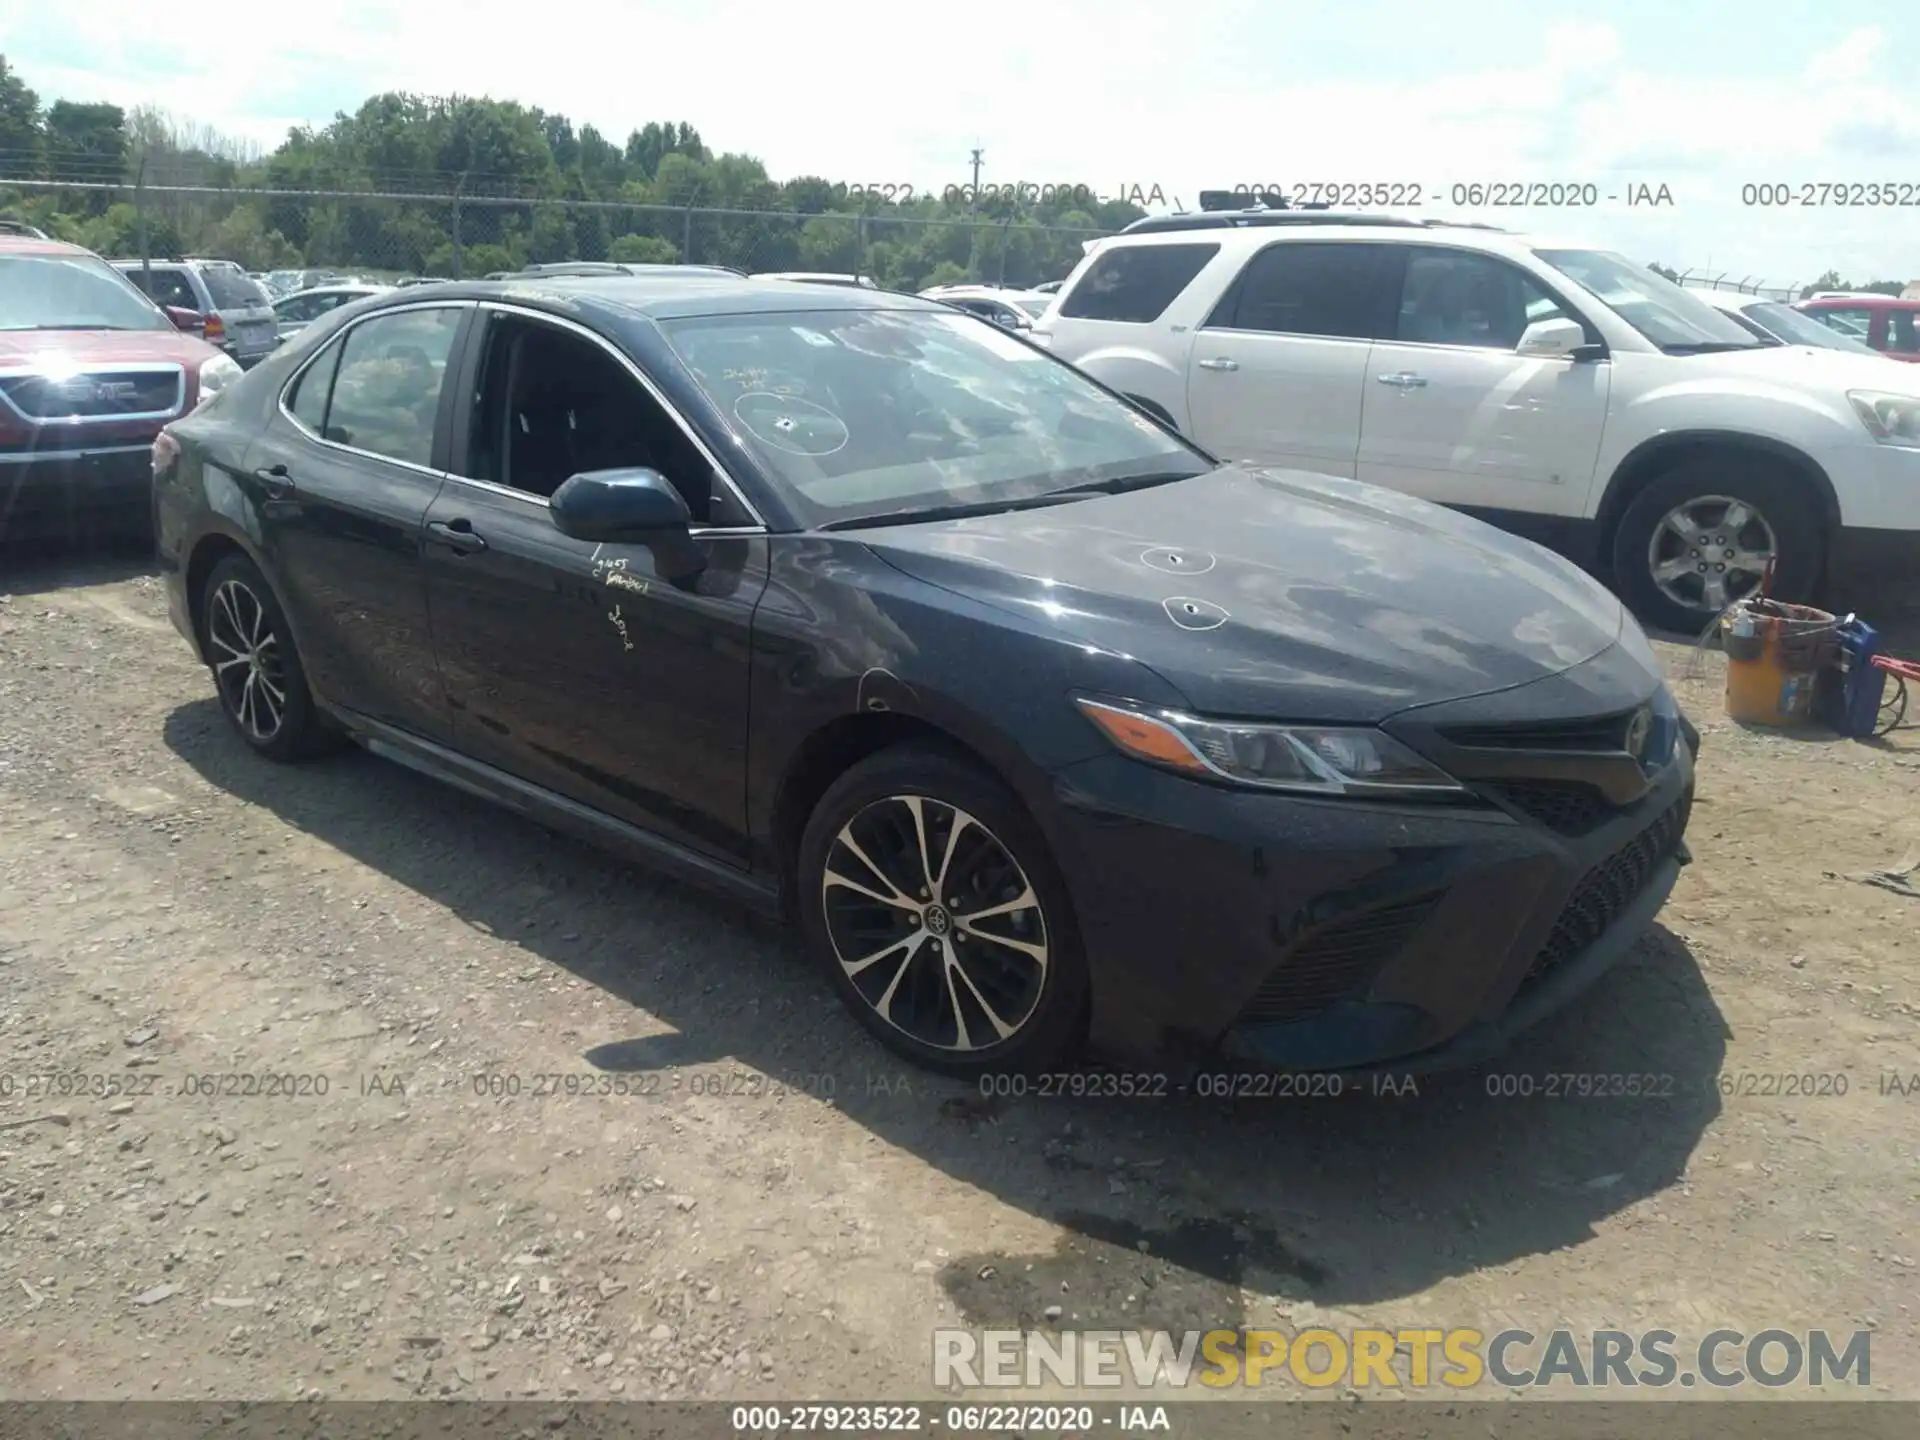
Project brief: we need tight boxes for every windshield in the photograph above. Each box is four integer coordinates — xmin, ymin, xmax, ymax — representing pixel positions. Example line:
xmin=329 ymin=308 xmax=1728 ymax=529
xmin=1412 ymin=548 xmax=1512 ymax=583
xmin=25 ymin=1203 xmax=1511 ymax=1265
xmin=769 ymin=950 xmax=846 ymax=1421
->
xmin=1744 ymin=301 xmax=1880 ymax=354
xmin=1534 ymin=249 xmax=1766 ymax=351
xmin=0 ymin=252 xmax=173 ymax=333
xmin=660 ymin=307 xmax=1207 ymax=526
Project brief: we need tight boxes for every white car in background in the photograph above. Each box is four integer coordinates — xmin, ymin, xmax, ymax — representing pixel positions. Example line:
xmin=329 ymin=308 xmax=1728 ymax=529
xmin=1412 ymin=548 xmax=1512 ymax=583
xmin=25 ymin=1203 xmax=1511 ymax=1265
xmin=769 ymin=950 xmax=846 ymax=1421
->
xmin=1034 ymin=207 xmax=1920 ymax=631
xmin=1685 ymin=288 xmax=1885 ymax=357
xmin=918 ymin=284 xmax=1055 ymax=331
xmin=271 ymin=282 xmax=392 ymax=342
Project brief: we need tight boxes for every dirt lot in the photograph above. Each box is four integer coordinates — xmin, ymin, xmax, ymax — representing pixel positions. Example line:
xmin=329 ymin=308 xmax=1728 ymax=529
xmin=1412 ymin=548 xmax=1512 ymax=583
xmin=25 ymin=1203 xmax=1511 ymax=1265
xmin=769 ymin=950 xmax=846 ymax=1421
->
xmin=1 ymin=545 xmax=1917 ymax=1404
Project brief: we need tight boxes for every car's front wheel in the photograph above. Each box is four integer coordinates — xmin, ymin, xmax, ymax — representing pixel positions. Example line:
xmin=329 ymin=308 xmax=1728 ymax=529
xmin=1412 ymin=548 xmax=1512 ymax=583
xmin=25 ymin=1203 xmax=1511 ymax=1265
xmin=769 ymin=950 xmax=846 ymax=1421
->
xmin=200 ymin=553 xmax=334 ymax=762
xmin=797 ymin=745 xmax=1088 ymax=1075
xmin=1612 ymin=461 xmax=1822 ymax=634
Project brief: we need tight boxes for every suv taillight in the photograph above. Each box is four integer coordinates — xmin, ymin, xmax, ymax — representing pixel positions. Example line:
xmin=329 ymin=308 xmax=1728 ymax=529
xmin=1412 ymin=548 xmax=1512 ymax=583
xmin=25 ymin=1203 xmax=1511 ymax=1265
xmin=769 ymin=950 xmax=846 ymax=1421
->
xmin=202 ymin=314 xmax=226 ymax=343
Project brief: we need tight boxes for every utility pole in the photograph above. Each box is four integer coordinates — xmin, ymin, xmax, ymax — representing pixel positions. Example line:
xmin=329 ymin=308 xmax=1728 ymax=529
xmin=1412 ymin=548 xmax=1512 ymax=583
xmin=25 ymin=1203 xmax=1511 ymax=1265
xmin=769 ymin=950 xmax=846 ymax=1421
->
xmin=967 ymin=147 xmax=984 ymax=281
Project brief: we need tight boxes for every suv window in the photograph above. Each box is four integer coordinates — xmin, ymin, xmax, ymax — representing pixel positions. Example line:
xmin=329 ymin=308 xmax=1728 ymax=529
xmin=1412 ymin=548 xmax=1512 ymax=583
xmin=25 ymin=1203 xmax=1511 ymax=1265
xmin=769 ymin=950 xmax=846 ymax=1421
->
xmin=1889 ymin=310 xmax=1919 ymax=355
xmin=1207 ymin=242 xmax=1398 ymax=340
xmin=323 ymin=308 xmax=462 ymax=467
xmin=464 ymin=314 xmax=715 ymax=519
xmin=1059 ymin=243 xmax=1219 ymax=323
xmin=202 ymin=267 xmax=268 ymax=309
xmin=127 ymin=266 xmax=200 ymax=311
xmin=1396 ymin=248 xmax=1565 ymax=349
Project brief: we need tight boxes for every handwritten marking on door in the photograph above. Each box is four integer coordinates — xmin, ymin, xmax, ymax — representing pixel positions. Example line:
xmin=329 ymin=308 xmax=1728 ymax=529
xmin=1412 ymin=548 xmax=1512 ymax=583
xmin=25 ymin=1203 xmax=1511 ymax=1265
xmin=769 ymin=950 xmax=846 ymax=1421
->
xmin=606 ymin=571 xmax=648 ymax=595
xmin=607 ymin=604 xmax=634 ymax=651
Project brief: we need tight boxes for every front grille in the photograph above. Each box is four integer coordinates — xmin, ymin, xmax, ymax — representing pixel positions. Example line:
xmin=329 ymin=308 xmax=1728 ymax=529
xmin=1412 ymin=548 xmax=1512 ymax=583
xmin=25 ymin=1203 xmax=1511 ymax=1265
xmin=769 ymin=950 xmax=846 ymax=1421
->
xmin=0 ymin=368 xmax=182 ymax=421
xmin=1485 ymin=780 xmax=1614 ymax=835
xmin=1440 ymin=712 xmax=1633 ymax=751
xmin=1520 ymin=786 xmax=1692 ymax=991
xmin=1241 ymin=891 xmax=1443 ymax=1024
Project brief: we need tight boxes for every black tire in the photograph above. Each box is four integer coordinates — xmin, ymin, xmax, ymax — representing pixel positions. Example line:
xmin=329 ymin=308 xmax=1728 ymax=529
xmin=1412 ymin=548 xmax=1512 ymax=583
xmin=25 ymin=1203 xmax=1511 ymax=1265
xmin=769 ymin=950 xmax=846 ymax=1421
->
xmin=199 ymin=553 xmax=335 ymax=762
xmin=1611 ymin=459 xmax=1823 ymax=635
xmin=797 ymin=744 xmax=1089 ymax=1076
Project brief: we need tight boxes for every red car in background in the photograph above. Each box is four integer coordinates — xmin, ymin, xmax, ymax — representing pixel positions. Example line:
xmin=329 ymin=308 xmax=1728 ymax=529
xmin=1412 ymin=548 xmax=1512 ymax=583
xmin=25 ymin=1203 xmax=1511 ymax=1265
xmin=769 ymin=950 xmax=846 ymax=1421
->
xmin=1796 ymin=294 xmax=1920 ymax=363
xmin=1 ymin=227 xmax=242 ymax=543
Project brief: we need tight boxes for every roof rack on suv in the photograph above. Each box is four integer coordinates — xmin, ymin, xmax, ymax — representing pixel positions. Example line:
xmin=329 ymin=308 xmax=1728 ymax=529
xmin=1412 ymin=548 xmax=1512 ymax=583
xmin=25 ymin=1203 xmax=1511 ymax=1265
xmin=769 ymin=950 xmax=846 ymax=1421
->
xmin=513 ymin=261 xmax=749 ymax=279
xmin=0 ymin=218 xmax=50 ymax=239
xmin=1119 ymin=202 xmax=1508 ymax=237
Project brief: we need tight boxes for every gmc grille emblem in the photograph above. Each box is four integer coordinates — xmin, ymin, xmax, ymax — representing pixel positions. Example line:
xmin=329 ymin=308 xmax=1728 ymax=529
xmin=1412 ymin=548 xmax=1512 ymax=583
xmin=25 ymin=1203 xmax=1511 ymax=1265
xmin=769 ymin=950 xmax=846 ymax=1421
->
xmin=1623 ymin=706 xmax=1652 ymax=762
xmin=56 ymin=378 xmax=139 ymax=401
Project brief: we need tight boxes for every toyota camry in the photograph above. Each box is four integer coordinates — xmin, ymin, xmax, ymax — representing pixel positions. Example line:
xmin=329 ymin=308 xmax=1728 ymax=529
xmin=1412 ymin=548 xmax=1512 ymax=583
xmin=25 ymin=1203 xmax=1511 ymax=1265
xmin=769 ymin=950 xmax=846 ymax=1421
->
xmin=151 ymin=276 xmax=1697 ymax=1077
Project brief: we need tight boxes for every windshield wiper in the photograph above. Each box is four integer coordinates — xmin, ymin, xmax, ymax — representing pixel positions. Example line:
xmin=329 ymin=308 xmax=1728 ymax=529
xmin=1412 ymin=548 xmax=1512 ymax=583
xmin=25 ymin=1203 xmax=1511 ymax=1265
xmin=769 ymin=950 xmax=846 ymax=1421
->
xmin=818 ymin=489 xmax=1101 ymax=531
xmin=1041 ymin=469 xmax=1204 ymax=498
xmin=1663 ymin=341 xmax=1766 ymax=355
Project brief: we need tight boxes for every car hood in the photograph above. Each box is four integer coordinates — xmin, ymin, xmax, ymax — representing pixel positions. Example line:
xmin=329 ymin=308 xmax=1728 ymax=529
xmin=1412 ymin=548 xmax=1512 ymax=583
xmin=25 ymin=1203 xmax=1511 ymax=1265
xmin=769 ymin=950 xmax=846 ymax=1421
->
xmin=861 ymin=465 xmax=1627 ymax=722
xmin=1696 ymin=342 xmax=1920 ymax=391
xmin=0 ymin=328 xmax=221 ymax=369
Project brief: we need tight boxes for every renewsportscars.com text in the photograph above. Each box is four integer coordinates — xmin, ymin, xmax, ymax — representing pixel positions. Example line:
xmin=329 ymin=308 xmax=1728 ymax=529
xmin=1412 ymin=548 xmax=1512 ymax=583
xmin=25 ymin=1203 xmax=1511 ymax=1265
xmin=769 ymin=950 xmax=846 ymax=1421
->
xmin=932 ymin=1326 xmax=1871 ymax=1390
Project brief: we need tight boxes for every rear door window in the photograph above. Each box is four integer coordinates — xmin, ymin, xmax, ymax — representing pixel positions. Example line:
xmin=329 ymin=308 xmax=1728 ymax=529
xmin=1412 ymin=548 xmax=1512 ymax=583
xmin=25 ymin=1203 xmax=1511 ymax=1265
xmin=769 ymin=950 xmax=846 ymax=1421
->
xmin=322 ymin=307 xmax=463 ymax=467
xmin=128 ymin=266 xmax=200 ymax=311
xmin=1058 ymin=243 xmax=1220 ymax=322
xmin=1205 ymin=242 xmax=1400 ymax=340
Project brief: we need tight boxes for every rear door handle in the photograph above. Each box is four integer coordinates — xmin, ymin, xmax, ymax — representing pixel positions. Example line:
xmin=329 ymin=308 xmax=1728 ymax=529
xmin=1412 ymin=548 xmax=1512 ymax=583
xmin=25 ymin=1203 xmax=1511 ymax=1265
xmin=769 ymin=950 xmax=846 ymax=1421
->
xmin=1196 ymin=357 xmax=1239 ymax=372
xmin=252 ymin=463 xmax=295 ymax=499
xmin=425 ymin=519 xmax=488 ymax=555
xmin=1377 ymin=372 xmax=1427 ymax=388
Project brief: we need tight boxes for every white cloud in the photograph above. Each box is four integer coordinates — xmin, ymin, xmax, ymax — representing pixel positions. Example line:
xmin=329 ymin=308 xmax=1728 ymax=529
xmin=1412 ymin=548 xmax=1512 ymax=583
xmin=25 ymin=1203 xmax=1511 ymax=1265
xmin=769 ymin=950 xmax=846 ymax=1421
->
xmin=2 ymin=5 xmax=1916 ymax=284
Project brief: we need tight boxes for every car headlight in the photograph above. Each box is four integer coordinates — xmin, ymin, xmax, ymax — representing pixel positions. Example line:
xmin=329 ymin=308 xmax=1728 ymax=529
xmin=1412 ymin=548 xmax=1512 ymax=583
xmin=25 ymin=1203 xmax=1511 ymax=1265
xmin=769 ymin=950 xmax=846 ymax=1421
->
xmin=1847 ymin=391 xmax=1920 ymax=448
xmin=1075 ymin=696 xmax=1464 ymax=797
xmin=195 ymin=353 xmax=244 ymax=407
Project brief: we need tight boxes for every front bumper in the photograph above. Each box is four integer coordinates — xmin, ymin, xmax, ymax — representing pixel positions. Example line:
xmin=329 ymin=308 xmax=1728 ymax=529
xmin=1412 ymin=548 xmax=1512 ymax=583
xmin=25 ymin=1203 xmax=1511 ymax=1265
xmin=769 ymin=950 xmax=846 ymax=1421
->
xmin=0 ymin=445 xmax=156 ymax=539
xmin=1043 ymin=689 xmax=1695 ymax=1075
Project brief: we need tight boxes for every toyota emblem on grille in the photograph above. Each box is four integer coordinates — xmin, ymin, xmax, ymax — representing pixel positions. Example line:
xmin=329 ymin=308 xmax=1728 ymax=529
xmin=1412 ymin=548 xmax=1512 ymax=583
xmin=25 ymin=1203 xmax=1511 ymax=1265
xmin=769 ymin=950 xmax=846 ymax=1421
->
xmin=1624 ymin=706 xmax=1652 ymax=762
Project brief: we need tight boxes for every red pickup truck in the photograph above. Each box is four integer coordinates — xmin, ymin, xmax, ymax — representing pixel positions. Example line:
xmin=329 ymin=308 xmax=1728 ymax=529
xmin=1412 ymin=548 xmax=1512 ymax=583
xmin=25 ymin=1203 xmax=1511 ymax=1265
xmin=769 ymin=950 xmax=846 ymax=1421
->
xmin=1 ymin=228 xmax=241 ymax=542
xmin=1796 ymin=294 xmax=1920 ymax=363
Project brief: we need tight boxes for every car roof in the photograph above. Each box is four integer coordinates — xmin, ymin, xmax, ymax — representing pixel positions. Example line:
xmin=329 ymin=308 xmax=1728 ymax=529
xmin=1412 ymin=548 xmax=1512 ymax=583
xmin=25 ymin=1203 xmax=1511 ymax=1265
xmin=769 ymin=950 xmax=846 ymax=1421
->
xmin=1684 ymin=288 xmax=1761 ymax=312
xmin=384 ymin=275 xmax=944 ymax=321
xmin=0 ymin=232 xmax=92 ymax=257
xmin=1095 ymin=216 xmax=1549 ymax=262
xmin=1800 ymin=294 xmax=1920 ymax=310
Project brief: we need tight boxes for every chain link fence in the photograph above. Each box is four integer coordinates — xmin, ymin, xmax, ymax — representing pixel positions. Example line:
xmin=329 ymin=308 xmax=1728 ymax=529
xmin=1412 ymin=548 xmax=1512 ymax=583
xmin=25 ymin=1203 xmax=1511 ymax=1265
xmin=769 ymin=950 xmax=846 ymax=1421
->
xmin=0 ymin=176 xmax=1113 ymax=292
xmin=1670 ymin=269 xmax=1807 ymax=301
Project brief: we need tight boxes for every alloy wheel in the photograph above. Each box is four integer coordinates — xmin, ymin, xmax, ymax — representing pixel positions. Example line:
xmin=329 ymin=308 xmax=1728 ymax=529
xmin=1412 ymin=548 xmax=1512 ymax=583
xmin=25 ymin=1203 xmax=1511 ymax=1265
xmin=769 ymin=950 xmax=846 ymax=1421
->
xmin=206 ymin=578 xmax=288 ymax=743
xmin=819 ymin=794 xmax=1049 ymax=1053
xmin=1646 ymin=494 xmax=1777 ymax=615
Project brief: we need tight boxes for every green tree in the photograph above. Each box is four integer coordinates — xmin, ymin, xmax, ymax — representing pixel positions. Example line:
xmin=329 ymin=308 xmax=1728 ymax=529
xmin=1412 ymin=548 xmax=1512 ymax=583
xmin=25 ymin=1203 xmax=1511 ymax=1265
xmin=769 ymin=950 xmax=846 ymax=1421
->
xmin=44 ymin=100 xmax=127 ymax=182
xmin=609 ymin=232 xmax=678 ymax=264
xmin=0 ymin=55 xmax=42 ymax=172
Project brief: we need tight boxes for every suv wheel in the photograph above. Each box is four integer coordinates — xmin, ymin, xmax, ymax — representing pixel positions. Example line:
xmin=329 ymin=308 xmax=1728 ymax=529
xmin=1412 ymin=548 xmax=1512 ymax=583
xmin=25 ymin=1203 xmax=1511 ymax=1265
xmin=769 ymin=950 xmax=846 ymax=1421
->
xmin=1612 ymin=461 xmax=1822 ymax=634
xmin=797 ymin=745 xmax=1088 ymax=1075
xmin=200 ymin=554 xmax=335 ymax=761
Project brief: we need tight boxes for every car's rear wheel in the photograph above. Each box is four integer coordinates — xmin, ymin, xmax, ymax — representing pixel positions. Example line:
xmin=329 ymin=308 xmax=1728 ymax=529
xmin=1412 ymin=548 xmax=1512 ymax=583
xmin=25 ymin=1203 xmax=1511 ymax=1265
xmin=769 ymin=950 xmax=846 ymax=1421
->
xmin=797 ymin=745 xmax=1088 ymax=1075
xmin=1612 ymin=461 xmax=1822 ymax=634
xmin=200 ymin=553 xmax=332 ymax=762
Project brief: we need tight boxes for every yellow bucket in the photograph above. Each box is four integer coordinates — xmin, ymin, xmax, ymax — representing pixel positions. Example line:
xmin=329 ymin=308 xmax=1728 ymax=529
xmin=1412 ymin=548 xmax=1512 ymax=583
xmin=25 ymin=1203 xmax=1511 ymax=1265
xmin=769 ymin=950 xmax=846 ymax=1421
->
xmin=1721 ymin=600 xmax=1835 ymax=726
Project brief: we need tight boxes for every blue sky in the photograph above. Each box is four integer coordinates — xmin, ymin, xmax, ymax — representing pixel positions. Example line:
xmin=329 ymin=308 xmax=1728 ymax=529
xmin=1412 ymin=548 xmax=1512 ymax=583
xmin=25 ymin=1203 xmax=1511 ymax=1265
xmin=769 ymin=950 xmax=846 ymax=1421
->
xmin=3 ymin=1 xmax=1916 ymax=287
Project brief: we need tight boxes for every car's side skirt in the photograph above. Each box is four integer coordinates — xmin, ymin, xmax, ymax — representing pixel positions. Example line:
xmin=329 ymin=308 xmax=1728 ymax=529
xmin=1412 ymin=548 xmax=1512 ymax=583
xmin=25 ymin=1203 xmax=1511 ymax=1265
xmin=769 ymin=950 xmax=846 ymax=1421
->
xmin=327 ymin=705 xmax=783 ymax=918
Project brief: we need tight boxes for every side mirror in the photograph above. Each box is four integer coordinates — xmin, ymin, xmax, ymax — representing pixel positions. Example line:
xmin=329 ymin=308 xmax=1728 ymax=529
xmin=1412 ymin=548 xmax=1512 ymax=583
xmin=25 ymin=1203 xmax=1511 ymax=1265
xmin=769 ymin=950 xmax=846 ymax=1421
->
xmin=1516 ymin=316 xmax=1587 ymax=359
xmin=550 ymin=467 xmax=706 ymax=581
xmin=165 ymin=305 xmax=205 ymax=335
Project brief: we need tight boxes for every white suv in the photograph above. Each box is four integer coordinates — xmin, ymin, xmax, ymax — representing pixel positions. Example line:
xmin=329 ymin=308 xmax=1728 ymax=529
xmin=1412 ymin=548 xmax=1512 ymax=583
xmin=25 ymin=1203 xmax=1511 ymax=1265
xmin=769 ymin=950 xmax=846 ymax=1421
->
xmin=1034 ymin=211 xmax=1920 ymax=631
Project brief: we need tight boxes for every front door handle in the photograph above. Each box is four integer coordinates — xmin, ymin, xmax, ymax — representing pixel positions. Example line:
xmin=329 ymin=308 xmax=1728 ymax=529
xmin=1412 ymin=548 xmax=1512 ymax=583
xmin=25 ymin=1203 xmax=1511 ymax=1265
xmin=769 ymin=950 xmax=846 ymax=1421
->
xmin=252 ymin=463 xmax=295 ymax=499
xmin=425 ymin=519 xmax=488 ymax=555
xmin=1196 ymin=357 xmax=1239 ymax=372
xmin=1377 ymin=372 xmax=1428 ymax=388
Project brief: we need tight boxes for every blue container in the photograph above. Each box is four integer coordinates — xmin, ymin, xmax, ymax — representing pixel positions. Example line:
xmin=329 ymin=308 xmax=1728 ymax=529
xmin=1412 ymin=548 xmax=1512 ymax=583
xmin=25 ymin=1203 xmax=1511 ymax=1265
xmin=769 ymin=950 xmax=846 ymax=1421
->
xmin=1815 ymin=618 xmax=1887 ymax=738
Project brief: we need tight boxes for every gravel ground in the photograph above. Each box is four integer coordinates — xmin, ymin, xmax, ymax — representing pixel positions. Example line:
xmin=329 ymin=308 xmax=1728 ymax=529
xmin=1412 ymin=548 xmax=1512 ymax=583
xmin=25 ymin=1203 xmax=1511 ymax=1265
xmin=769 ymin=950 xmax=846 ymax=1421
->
xmin=1 ymin=544 xmax=1916 ymax=1402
